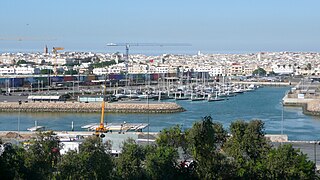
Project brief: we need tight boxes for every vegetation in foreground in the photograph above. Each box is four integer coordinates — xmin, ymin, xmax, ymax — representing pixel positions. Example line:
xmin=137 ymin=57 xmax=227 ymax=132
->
xmin=0 ymin=116 xmax=317 ymax=179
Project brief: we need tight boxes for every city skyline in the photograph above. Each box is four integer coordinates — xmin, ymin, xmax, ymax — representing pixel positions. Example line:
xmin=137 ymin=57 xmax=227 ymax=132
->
xmin=1 ymin=0 xmax=320 ymax=54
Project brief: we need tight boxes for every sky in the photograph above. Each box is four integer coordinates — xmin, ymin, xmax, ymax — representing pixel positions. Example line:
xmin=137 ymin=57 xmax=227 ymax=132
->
xmin=1 ymin=0 xmax=320 ymax=54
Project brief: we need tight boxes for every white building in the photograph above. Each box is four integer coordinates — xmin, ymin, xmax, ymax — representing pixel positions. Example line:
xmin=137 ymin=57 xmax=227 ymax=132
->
xmin=0 ymin=67 xmax=15 ymax=74
xmin=156 ymin=66 xmax=169 ymax=74
xmin=272 ymin=64 xmax=294 ymax=74
xmin=128 ymin=64 xmax=147 ymax=74
xmin=15 ymin=66 xmax=40 ymax=74
xmin=93 ymin=68 xmax=108 ymax=75
xmin=0 ymin=66 xmax=40 ymax=75
xmin=209 ymin=66 xmax=224 ymax=77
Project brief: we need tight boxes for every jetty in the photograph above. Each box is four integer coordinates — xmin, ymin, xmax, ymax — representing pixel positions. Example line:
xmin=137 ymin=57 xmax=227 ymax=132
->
xmin=282 ymin=77 xmax=320 ymax=116
xmin=0 ymin=101 xmax=185 ymax=113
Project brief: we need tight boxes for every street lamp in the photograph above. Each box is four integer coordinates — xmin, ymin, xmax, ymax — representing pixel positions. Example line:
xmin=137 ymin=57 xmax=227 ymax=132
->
xmin=281 ymin=101 xmax=284 ymax=135
xmin=147 ymin=65 xmax=150 ymax=145
xmin=73 ymin=81 xmax=75 ymax=98
xmin=41 ymin=81 xmax=43 ymax=93
xmin=18 ymin=100 xmax=21 ymax=137
xmin=314 ymin=141 xmax=320 ymax=166
xmin=38 ymin=80 xmax=40 ymax=94
xmin=30 ymin=83 xmax=33 ymax=95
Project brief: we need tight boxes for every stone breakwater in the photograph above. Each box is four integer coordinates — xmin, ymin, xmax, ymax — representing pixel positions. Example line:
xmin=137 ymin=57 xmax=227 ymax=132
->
xmin=0 ymin=102 xmax=185 ymax=113
xmin=303 ymin=100 xmax=320 ymax=116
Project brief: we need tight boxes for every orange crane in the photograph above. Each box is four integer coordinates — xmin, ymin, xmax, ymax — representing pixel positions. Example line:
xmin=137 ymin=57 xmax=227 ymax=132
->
xmin=52 ymin=47 xmax=64 ymax=76
xmin=95 ymin=76 xmax=108 ymax=137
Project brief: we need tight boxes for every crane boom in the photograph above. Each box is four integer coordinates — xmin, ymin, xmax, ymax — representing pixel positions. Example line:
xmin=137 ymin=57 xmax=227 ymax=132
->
xmin=95 ymin=75 xmax=108 ymax=135
xmin=52 ymin=47 xmax=64 ymax=76
xmin=53 ymin=47 xmax=64 ymax=51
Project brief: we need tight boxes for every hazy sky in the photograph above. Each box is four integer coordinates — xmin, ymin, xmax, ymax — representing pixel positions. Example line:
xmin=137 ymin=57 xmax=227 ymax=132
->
xmin=1 ymin=0 xmax=320 ymax=54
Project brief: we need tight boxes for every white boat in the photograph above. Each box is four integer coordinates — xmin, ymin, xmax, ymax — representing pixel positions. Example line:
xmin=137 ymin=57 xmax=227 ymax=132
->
xmin=27 ymin=121 xmax=45 ymax=132
xmin=208 ymin=92 xmax=225 ymax=102
xmin=27 ymin=126 xmax=45 ymax=132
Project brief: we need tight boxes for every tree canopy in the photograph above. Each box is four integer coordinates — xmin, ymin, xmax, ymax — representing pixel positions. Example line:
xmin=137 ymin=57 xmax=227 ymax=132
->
xmin=252 ymin=67 xmax=267 ymax=76
xmin=93 ymin=60 xmax=118 ymax=68
xmin=40 ymin=69 xmax=54 ymax=75
xmin=0 ymin=117 xmax=317 ymax=179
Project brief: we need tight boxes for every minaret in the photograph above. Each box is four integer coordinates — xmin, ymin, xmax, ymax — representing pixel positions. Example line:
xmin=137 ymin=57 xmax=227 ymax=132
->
xmin=44 ymin=45 xmax=48 ymax=54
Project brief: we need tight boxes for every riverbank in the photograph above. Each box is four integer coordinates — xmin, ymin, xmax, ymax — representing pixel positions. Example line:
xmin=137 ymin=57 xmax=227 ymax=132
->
xmin=0 ymin=101 xmax=185 ymax=113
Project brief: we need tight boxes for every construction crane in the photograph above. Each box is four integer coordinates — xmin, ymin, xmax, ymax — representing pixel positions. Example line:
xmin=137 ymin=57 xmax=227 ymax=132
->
xmin=52 ymin=47 xmax=64 ymax=76
xmin=0 ymin=37 xmax=57 ymax=41
xmin=95 ymin=75 xmax=108 ymax=137
xmin=106 ymin=43 xmax=191 ymax=88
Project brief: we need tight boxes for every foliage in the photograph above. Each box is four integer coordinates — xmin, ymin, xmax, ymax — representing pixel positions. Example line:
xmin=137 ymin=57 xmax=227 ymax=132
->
xmin=263 ymin=144 xmax=316 ymax=179
xmin=252 ymin=67 xmax=267 ymax=76
xmin=223 ymin=120 xmax=271 ymax=179
xmin=93 ymin=60 xmax=117 ymax=68
xmin=64 ymin=69 xmax=78 ymax=75
xmin=145 ymin=146 xmax=179 ymax=180
xmin=186 ymin=115 xmax=232 ymax=179
xmin=40 ymin=69 xmax=54 ymax=75
xmin=156 ymin=125 xmax=186 ymax=149
xmin=0 ymin=143 xmax=27 ymax=179
xmin=307 ymin=63 xmax=312 ymax=70
xmin=114 ymin=139 xmax=147 ymax=180
xmin=56 ymin=150 xmax=83 ymax=179
xmin=16 ymin=59 xmax=27 ymax=65
xmin=57 ymin=135 xmax=113 ymax=180
xmin=0 ymin=118 xmax=317 ymax=179
xmin=24 ymin=131 xmax=61 ymax=180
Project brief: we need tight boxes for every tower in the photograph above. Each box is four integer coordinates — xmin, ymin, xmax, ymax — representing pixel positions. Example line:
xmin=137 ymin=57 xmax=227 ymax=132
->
xmin=44 ymin=45 xmax=48 ymax=54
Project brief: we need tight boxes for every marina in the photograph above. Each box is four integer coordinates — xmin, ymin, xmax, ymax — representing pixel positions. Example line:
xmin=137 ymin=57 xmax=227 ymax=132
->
xmin=1 ymin=86 xmax=320 ymax=141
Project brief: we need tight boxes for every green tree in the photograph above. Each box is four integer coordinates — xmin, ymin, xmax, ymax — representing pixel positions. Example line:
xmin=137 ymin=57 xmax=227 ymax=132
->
xmin=224 ymin=120 xmax=271 ymax=179
xmin=16 ymin=59 xmax=27 ymax=65
xmin=0 ymin=143 xmax=28 ymax=179
xmin=145 ymin=146 xmax=179 ymax=179
xmin=40 ymin=69 xmax=54 ymax=75
xmin=93 ymin=60 xmax=117 ymax=68
xmin=252 ymin=67 xmax=267 ymax=76
xmin=186 ymin=116 xmax=233 ymax=179
xmin=24 ymin=131 xmax=61 ymax=180
xmin=56 ymin=150 xmax=83 ymax=179
xmin=264 ymin=144 xmax=316 ymax=179
xmin=307 ymin=63 xmax=312 ymax=70
xmin=115 ymin=139 xmax=147 ymax=180
xmin=64 ymin=69 xmax=78 ymax=75
xmin=57 ymin=135 xmax=113 ymax=180
xmin=156 ymin=125 xmax=186 ymax=149
xmin=155 ymin=125 xmax=197 ymax=179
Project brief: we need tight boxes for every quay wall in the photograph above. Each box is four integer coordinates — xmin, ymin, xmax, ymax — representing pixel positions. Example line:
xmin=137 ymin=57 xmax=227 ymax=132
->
xmin=232 ymin=81 xmax=293 ymax=86
xmin=303 ymin=100 xmax=320 ymax=116
xmin=0 ymin=101 xmax=185 ymax=113
xmin=283 ymin=95 xmax=320 ymax=116
xmin=282 ymin=97 xmax=314 ymax=107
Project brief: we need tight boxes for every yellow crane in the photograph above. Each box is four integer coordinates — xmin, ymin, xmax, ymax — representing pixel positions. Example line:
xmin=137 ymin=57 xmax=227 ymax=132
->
xmin=52 ymin=47 xmax=64 ymax=76
xmin=95 ymin=76 xmax=108 ymax=137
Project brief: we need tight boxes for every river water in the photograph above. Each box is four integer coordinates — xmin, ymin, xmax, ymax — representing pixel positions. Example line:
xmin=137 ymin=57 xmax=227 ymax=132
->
xmin=0 ymin=86 xmax=320 ymax=141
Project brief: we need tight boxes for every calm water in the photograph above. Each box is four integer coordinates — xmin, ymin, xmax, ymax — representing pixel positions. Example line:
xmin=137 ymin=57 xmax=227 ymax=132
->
xmin=1 ymin=86 xmax=320 ymax=141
